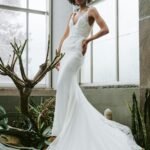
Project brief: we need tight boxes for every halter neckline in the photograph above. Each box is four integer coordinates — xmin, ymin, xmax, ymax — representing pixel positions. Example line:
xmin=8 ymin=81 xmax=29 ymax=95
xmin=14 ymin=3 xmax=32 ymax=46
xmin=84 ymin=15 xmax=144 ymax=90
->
xmin=72 ymin=12 xmax=88 ymax=26
xmin=72 ymin=7 xmax=90 ymax=26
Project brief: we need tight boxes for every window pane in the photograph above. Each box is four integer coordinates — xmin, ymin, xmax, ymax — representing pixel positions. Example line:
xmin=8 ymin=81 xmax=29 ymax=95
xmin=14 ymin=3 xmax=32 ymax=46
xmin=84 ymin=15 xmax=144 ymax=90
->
xmin=119 ymin=32 xmax=139 ymax=84
xmin=0 ymin=9 xmax=26 ymax=85
xmin=93 ymin=0 xmax=116 ymax=40
xmin=92 ymin=0 xmax=116 ymax=84
xmin=119 ymin=0 xmax=139 ymax=84
xmin=28 ymin=13 xmax=48 ymax=86
xmin=81 ymin=42 xmax=91 ymax=83
xmin=93 ymin=39 xmax=116 ymax=84
xmin=0 ymin=0 xmax=26 ymax=8
xmin=29 ymin=0 xmax=47 ymax=11
xmin=119 ymin=0 xmax=139 ymax=35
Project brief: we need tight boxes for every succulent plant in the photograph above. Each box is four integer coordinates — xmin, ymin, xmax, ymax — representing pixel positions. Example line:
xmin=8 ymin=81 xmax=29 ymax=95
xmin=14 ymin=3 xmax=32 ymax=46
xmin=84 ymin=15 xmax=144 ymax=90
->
xmin=130 ymin=89 xmax=150 ymax=150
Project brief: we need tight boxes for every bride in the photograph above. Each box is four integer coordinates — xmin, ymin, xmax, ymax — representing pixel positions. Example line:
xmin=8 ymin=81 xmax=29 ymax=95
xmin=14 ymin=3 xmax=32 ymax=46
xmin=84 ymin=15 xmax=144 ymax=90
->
xmin=46 ymin=0 xmax=142 ymax=149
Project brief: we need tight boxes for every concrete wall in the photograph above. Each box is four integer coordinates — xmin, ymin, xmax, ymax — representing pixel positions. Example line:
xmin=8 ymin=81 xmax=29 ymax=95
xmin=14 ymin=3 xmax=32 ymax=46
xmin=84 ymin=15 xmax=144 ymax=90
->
xmin=139 ymin=0 xmax=150 ymax=109
xmin=81 ymin=86 xmax=140 ymax=127
xmin=0 ymin=86 xmax=140 ymax=127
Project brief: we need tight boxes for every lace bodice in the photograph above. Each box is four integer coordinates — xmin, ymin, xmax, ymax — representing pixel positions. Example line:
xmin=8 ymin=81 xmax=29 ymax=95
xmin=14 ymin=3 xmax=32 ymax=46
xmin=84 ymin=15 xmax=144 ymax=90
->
xmin=61 ymin=8 xmax=93 ymax=54
xmin=68 ymin=9 xmax=93 ymax=38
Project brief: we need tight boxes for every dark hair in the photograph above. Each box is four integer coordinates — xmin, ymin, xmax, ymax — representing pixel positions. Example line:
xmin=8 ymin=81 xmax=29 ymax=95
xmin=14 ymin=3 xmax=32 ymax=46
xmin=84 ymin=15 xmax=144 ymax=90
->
xmin=68 ymin=0 xmax=92 ymax=5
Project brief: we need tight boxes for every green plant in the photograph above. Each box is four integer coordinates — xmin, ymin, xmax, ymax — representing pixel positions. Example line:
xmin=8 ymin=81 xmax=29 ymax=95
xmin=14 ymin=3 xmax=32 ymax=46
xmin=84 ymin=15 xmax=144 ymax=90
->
xmin=144 ymin=89 xmax=150 ymax=146
xmin=0 ymin=96 xmax=55 ymax=149
xmin=130 ymin=89 xmax=150 ymax=150
xmin=0 ymin=106 xmax=7 ymax=129
xmin=29 ymin=96 xmax=55 ymax=135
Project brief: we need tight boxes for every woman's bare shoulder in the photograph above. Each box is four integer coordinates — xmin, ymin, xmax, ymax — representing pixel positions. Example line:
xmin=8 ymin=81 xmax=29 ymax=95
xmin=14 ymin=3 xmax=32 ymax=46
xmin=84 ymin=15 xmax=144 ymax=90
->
xmin=88 ymin=6 xmax=101 ymax=18
xmin=88 ymin=6 xmax=98 ymax=13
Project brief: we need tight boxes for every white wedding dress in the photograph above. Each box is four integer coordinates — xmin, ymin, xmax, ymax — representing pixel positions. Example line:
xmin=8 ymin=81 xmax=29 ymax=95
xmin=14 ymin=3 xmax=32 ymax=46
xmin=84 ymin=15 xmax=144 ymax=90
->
xmin=46 ymin=8 xmax=142 ymax=150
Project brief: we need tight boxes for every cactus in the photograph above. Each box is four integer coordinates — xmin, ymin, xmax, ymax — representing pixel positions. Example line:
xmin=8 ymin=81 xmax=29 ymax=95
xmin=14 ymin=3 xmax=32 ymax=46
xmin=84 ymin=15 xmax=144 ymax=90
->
xmin=144 ymin=89 xmax=150 ymax=149
xmin=131 ymin=90 xmax=150 ymax=150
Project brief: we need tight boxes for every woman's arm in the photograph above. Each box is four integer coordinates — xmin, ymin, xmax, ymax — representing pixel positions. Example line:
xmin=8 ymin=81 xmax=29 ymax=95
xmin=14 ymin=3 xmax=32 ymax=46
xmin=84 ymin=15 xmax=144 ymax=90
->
xmin=56 ymin=13 xmax=73 ymax=54
xmin=55 ymin=13 xmax=73 ymax=71
xmin=87 ymin=7 xmax=109 ymax=43
xmin=82 ymin=7 xmax=109 ymax=54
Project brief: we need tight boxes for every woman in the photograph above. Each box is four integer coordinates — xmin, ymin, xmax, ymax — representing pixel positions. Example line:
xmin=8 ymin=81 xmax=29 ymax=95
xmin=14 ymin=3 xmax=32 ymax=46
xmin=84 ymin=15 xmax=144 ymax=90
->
xmin=46 ymin=0 xmax=142 ymax=149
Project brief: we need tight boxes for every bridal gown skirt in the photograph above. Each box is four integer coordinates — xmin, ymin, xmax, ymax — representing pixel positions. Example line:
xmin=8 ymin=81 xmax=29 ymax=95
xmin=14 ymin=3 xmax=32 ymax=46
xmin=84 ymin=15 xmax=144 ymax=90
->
xmin=46 ymin=36 xmax=142 ymax=150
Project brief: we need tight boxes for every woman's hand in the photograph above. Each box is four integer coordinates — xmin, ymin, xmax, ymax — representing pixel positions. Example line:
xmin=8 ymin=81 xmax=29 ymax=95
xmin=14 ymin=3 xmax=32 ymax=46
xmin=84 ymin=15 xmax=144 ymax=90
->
xmin=81 ymin=39 xmax=89 ymax=55
xmin=55 ymin=62 xmax=60 ymax=71
xmin=55 ymin=49 xmax=61 ymax=71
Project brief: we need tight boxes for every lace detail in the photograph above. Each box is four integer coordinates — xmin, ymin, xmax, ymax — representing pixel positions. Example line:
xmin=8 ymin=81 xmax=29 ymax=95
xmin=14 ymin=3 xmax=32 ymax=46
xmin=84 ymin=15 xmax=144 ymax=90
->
xmin=68 ymin=7 xmax=93 ymax=38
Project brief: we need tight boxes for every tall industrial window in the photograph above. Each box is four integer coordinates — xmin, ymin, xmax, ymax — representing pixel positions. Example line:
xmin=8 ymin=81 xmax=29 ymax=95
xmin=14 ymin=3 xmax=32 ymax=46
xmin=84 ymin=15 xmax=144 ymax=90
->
xmin=80 ymin=0 xmax=139 ymax=85
xmin=0 ymin=0 xmax=49 ymax=87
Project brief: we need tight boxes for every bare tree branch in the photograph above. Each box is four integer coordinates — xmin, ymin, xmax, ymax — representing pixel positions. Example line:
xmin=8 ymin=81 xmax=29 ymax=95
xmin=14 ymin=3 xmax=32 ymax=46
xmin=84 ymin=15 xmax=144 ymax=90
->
xmin=0 ymin=57 xmax=4 ymax=66
xmin=0 ymin=63 xmax=24 ymax=86
xmin=32 ymin=53 xmax=64 ymax=86
xmin=45 ymin=35 xmax=50 ymax=63
xmin=10 ymin=40 xmax=29 ymax=82
xmin=0 ymin=38 xmax=64 ymax=116
xmin=10 ymin=50 xmax=16 ymax=69
xmin=0 ymin=70 xmax=6 ymax=75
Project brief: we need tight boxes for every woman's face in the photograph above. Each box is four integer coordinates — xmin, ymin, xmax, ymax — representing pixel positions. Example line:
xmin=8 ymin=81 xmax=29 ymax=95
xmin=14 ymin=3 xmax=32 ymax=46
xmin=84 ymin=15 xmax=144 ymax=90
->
xmin=75 ymin=0 xmax=86 ymax=5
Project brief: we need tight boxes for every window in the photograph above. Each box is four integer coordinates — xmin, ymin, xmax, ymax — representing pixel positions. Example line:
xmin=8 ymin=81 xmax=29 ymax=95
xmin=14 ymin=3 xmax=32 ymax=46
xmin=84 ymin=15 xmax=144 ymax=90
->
xmin=0 ymin=0 xmax=49 ymax=87
xmin=80 ymin=0 xmax=139 ymax=85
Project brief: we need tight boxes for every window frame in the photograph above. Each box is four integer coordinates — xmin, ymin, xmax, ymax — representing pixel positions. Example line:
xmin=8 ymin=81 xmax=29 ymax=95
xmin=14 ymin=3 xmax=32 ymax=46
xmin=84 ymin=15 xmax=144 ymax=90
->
xmin=0 ymin=0 xmax=52 ymax=89
xmin=79 ymin=0 xmax=139 ymax=86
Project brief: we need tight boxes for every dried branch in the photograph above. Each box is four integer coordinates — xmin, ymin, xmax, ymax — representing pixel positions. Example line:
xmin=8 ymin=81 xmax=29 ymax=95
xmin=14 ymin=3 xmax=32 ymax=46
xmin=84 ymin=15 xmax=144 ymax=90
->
xmin=32 ymin=62 xmax=48 ymax=81
xmin=10 ymin=39 xmax=22 ymax=70
xmin=0 ymin=63 xmax=24 ymax=86
xmin=10 ymin=50 xmax=16 ymax=69
xmin=47 ymin=53 xmax=64 ymax=70
xmin=0 ymin=57 xmax=4 ymax=66
xmin=0 ymin=64 xmax=5 ymax=72
xmin=10 ymin=40 xmax=29 ymax=82
xmin=32 ymin=53 xmax=64 ymax=86
xmin=0 ymin=37 xmax=64 ymax=116
xmin=11 ymin=56 xmax=18 ymax=71
xmin=45 ymin=35 xmax=51 ymax=63
xmin=33 ymin=36 xmax=51 ymax=81
xmin=0 ymin=70 xmax=6 ymax=75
